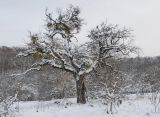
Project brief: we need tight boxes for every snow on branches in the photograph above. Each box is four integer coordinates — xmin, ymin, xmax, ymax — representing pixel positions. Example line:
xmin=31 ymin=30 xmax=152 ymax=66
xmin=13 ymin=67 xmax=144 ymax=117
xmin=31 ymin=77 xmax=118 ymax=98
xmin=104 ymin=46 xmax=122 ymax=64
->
xmin=87 ymin=23 xmax=139 ymax=61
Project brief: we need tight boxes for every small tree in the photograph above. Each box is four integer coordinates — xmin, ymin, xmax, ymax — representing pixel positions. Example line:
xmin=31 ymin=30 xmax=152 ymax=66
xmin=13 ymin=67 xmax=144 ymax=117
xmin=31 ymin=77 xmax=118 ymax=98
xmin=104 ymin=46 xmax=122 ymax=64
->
xmin=19 ymin=5 xmax=138 ymax=104
xmin=150 ymin=91 xmax=160 ymax=113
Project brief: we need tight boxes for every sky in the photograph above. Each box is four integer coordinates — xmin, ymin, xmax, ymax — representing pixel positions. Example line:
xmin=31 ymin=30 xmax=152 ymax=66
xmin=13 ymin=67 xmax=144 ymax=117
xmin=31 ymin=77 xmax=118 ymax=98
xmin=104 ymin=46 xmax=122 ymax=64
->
xmin=0 ymin=0 xmax=160 ymax=57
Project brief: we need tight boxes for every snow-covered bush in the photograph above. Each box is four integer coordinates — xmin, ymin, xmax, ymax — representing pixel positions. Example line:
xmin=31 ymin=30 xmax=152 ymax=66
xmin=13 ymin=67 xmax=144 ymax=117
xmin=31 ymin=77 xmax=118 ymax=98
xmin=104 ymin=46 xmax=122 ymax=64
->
xmin=0 ymin=94 xmax=18 ymax=117
xmin=86 ymin=61 xmax=128 ymax=114
xmin=149 ymin=91 xmax=160 ymax=113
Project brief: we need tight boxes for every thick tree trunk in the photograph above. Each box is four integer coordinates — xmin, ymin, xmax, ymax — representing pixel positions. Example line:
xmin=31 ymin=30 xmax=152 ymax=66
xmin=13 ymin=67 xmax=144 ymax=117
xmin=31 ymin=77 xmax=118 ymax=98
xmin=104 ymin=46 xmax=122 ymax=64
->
xmin=76 ymin=75 xmax=86 ymax=104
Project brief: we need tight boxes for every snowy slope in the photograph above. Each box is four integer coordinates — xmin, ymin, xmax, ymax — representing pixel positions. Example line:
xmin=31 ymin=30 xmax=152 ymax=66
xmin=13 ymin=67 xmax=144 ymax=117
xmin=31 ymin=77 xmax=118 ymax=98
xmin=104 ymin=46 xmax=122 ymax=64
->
xmin=10 ymin=95 xmax=160 ymax=117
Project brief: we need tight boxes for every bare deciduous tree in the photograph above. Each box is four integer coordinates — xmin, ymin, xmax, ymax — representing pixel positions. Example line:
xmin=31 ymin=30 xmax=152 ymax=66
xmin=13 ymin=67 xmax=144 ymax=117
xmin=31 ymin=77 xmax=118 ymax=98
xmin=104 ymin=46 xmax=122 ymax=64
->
xmin=19 ymin=5 xmax=138 ymax=104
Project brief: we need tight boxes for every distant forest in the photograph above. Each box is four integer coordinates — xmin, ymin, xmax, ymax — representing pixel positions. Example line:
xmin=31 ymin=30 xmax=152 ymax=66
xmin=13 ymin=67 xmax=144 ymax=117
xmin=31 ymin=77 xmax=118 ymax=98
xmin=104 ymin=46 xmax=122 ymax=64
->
xmin=1 ymin=46 xmax=160 ymax=101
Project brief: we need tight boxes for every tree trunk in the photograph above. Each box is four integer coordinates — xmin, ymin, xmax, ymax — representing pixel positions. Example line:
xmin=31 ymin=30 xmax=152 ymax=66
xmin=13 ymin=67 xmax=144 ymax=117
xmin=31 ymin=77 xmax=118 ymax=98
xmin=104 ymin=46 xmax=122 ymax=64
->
xmin=76 ymin=75 xmax=86 ymax=104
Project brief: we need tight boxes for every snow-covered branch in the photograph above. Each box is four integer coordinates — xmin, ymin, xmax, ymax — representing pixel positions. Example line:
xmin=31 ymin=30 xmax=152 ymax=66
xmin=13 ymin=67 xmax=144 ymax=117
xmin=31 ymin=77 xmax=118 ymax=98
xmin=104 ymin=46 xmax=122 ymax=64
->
xmin=11 ymin=67 xmax=41 ymax=76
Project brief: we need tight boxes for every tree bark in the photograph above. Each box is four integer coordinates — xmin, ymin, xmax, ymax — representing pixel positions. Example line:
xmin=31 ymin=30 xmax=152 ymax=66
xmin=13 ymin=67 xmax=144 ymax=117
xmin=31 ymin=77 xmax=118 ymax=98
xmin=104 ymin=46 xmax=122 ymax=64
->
xmin=76 ymin=75 xmax=86 ymax=104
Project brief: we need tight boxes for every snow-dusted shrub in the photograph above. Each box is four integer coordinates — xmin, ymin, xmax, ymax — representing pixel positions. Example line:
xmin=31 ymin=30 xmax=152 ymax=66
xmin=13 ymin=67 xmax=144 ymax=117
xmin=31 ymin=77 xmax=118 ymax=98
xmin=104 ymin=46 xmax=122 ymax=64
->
xmin=86 ymin=63 xmax=128 ymax=114
xmin=0 ymin=95 xmax=17 ymax=117
xmin=149 ymin=91 xmax=160 ymax=113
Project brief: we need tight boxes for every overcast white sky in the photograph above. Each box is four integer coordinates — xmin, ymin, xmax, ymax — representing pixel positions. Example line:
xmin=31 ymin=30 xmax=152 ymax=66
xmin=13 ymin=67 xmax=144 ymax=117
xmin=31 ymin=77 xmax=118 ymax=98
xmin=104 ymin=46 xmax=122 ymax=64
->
xmin=0 ymin=0 xmax=160 ymax=56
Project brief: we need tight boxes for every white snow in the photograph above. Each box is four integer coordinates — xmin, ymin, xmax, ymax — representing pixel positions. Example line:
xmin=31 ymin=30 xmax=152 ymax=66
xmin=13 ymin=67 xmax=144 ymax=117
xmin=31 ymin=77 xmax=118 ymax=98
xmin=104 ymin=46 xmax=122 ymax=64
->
xmin=6 ymin=94 xmax=160 ymax=117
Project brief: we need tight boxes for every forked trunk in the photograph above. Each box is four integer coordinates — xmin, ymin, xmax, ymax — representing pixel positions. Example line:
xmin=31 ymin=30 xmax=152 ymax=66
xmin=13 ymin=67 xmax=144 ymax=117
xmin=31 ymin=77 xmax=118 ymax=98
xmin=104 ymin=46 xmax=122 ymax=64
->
xmin=76 ymin=75 xmax=86 ymax=104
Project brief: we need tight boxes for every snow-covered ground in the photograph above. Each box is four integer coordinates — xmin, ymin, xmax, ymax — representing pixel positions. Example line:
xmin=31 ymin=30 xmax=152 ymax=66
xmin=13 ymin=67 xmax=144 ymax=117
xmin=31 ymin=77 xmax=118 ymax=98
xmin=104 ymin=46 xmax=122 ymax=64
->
xmin=6 ymin=94 xmax=160 ymax=117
